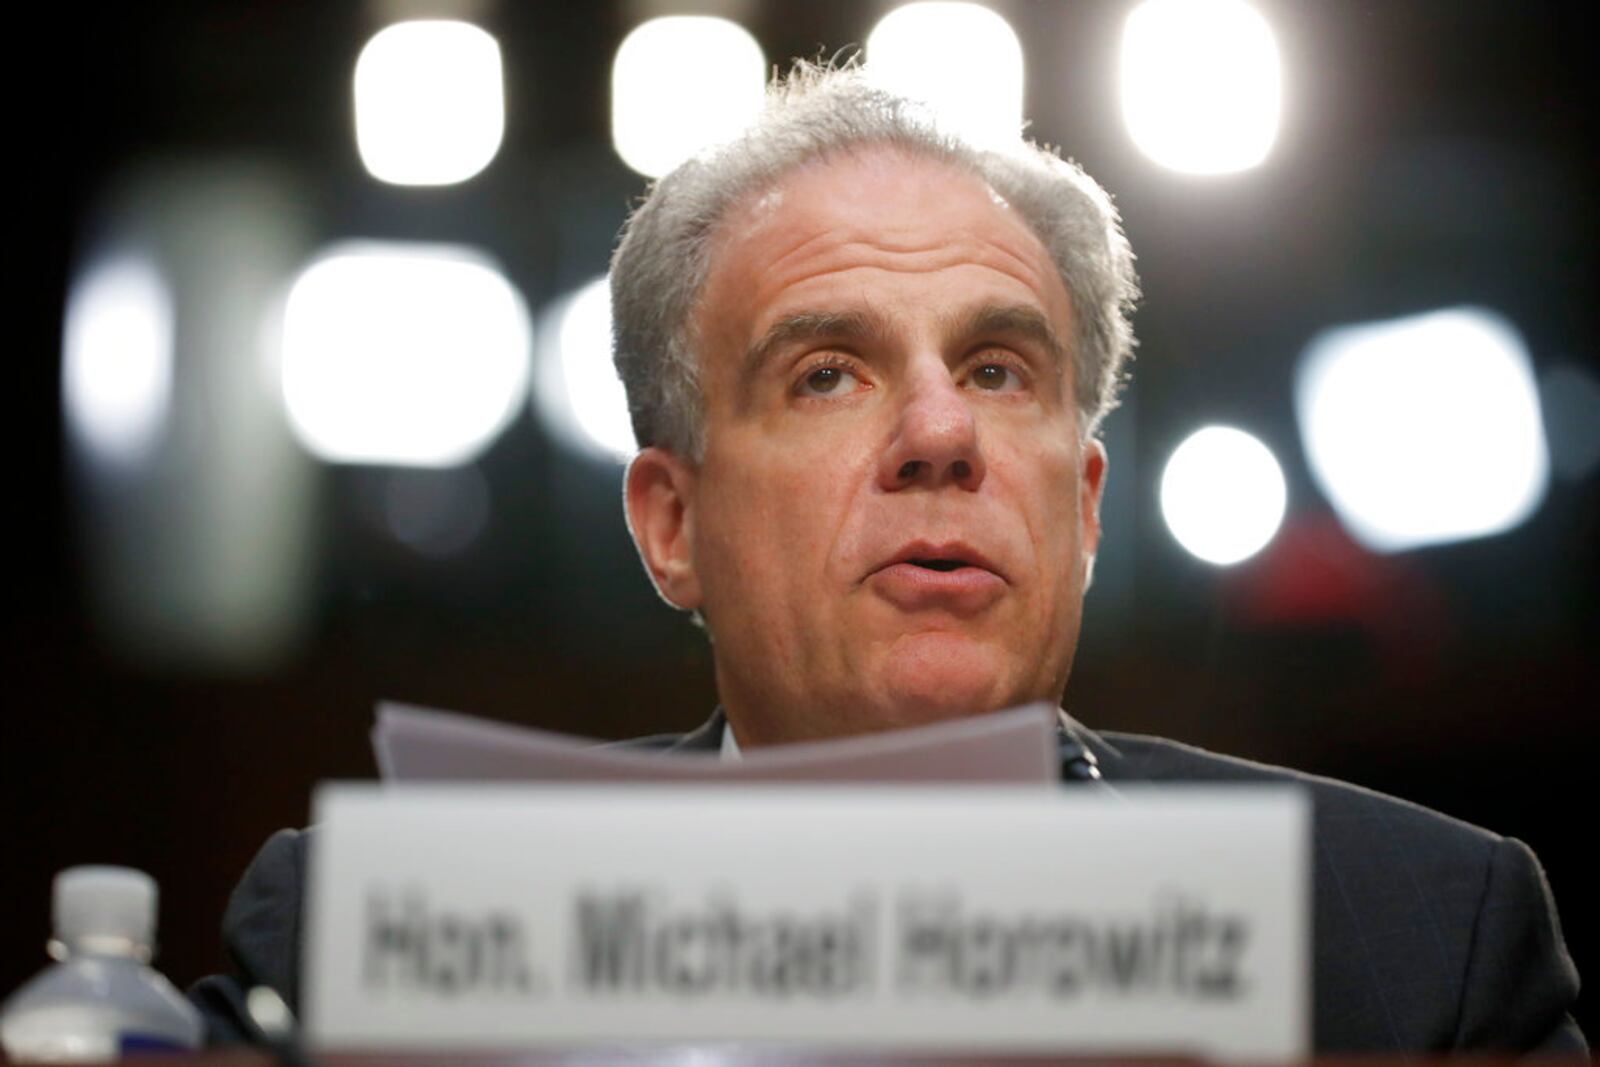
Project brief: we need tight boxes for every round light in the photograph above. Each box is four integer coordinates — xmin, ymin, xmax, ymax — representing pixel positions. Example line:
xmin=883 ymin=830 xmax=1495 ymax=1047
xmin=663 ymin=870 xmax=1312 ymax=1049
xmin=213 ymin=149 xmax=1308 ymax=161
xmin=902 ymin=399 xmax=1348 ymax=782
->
xmin=1539 ymin=363 xmax=1600 ymax=481
xmin=61 ymin=255 xmax=174 ymax=465
xmin=1161 ymin=425 xmax=1287 ymax=565
xmin=531 ymin=276 xmax=636 ymax=462
xmin=383 ymin=467 xmax=491 ymax=558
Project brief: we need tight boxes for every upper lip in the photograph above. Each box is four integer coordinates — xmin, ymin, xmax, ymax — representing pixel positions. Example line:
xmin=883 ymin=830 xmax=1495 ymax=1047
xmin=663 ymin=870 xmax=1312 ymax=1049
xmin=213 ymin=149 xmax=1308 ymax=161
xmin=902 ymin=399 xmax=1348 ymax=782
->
xmin=878 ymin=540 xmax=1005 ymax=581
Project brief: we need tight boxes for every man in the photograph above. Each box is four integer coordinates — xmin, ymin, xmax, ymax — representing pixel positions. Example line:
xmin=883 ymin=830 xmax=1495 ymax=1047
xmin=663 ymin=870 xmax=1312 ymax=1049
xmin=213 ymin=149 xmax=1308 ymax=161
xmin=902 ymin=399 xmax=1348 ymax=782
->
xmin=613 ymin=69 xmax=1122 ymax=750
xmin=193 ymin=64 xmax=1584 ymax=1052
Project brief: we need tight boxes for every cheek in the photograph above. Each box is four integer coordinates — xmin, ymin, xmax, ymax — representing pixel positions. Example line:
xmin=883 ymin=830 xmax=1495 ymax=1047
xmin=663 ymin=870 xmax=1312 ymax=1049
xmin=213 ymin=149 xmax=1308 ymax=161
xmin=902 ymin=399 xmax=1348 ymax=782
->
xmin=695 ymin=460 xmax=836 ymax=609
xmin=707 ymin=421 xmax=877 ymax=556
xmin=997 ymin=430 xmax=1081 ymax=512
xmin=997 ymin=443 xmax=1086 ymax=590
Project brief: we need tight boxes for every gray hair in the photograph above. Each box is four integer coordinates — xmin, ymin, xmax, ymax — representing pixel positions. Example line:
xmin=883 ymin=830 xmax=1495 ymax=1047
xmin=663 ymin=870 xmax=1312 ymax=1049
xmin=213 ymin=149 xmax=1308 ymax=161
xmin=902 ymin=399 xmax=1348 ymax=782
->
xmin=610 ymin=60 xmax=1139 ymax=459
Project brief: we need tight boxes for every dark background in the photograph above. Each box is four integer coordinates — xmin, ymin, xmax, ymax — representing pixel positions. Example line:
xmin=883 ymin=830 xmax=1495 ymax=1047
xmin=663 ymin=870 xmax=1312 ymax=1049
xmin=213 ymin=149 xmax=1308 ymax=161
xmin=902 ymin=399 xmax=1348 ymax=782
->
xmin=7 ymin=0 xmax=1596 ymax=1042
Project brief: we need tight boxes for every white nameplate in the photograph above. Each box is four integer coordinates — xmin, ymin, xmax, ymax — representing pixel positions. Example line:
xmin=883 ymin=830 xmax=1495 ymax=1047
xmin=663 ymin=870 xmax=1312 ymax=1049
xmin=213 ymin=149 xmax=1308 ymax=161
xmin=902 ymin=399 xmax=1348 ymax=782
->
xmin=305 ymin=785 xmax=1307 ymax=1058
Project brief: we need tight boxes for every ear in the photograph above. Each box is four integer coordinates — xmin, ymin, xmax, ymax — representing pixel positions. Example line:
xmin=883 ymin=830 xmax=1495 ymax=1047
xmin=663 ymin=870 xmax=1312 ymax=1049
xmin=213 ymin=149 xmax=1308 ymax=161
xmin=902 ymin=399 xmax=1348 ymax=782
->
xmin=1079 ymin=437 xmax=1108 ymax=588
xmin=624 ymin=446 xmax=703 ymax=611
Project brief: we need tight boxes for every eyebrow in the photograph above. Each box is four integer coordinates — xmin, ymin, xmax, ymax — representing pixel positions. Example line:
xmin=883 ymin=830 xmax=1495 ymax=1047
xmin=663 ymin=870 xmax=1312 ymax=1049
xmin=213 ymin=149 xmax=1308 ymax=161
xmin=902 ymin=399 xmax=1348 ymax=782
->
xmin=948 ymin=304 xmax=1070 ymax=369
xmin=742 ymin=310 xmax=891 ymax=380
xmin=740 ymin=303 xmax=1070 ymax=384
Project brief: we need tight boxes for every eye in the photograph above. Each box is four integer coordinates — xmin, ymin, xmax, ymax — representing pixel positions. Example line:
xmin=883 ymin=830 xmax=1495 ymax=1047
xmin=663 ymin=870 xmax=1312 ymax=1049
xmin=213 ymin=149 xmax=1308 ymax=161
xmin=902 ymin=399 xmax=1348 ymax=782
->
xmin=796 ymin=362 xmax=866 ymax=398
xmin=969 ymin=361 xmax=1024 ymax=392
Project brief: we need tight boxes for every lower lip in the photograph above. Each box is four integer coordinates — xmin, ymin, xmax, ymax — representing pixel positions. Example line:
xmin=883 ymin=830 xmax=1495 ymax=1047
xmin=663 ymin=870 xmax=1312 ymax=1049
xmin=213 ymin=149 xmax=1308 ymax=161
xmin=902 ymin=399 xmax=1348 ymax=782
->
xmin=868 ymin=563 xmax=1006 ymax=613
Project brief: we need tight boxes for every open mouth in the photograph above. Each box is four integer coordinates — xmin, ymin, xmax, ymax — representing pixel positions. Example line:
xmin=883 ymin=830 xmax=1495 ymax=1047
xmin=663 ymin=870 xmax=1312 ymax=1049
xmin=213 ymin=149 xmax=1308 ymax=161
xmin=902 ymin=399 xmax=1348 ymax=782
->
xmin=873 ymin=541 xmax=1003 ymax=586
xmin=870 ymin=544 xmax=1006 ymax=610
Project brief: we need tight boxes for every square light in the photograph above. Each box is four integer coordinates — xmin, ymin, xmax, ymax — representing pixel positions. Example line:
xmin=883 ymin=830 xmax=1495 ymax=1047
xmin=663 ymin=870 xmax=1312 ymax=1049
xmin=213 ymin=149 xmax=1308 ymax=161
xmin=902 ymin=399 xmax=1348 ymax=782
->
xmin=1296 ymin=308 xmax=1549 ymax=551
xmin=354 ymin=20 xmax=504 ymax=186
xmin=612 ymin=17 xmax=766 ymax=178
xmin=866 ymin=2 xmax=1025 ymax=149
xmin=281 ymin=242 xmax=531 ymax=467
xmin=1120 ymin=0 xmax=1281 ymax=174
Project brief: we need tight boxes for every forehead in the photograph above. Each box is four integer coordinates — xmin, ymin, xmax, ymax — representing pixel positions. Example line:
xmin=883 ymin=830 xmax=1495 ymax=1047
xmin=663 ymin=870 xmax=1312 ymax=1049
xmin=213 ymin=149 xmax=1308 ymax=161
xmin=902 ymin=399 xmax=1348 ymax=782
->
xmin=695 ymin=148 xmax=1071 ymax=347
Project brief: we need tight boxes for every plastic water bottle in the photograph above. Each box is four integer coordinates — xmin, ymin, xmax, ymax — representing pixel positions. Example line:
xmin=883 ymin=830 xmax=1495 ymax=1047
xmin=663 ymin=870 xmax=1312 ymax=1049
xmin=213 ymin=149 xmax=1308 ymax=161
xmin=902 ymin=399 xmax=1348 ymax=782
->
xmin=0 ymin=866 xmax=203 ymax=1061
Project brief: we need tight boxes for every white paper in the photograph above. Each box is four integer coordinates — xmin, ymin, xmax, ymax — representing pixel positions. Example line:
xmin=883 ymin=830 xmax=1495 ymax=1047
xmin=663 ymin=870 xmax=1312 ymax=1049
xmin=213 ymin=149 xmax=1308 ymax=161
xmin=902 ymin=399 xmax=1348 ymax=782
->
xmin=373 ymin=700 xmax=1059 ymax=784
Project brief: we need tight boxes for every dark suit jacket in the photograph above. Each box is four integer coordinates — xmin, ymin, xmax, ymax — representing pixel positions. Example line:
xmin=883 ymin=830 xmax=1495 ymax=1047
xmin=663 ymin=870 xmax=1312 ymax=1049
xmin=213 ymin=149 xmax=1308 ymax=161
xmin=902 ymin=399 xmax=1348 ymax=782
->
xmin=190 ymin=713 xmax=1586 ymax=1053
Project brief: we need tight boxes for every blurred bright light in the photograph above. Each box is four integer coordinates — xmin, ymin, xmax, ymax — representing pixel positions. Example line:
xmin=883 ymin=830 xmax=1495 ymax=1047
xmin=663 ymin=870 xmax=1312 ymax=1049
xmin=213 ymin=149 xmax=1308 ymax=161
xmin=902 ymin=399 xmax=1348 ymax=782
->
xmin=1120 ymin=0 xmax=1281 ymax=174
xmin=532 ymin=275 xmax=635 ymax=462
xmin=281 ymin=242 xmax=531 ymax=467
xmin=1161 ymin=426 xmax=1287 ymax=565
xmin=611 ymin=17 xmax=765 ymax=178
xmin=384 ymin=466 xmax=490 ymax=558
xmin=866 ymin=2 xmax=1024 ymax=148
xmin=1540 ymin=363 xmax=1600 ymax=481
xmin=62 ymin=256 xmax=174 ymax=464
xmin=354 ymin=20 xmax=504 ymax=185
xmin=1296 ymin=308 xmax=1549 ymax=552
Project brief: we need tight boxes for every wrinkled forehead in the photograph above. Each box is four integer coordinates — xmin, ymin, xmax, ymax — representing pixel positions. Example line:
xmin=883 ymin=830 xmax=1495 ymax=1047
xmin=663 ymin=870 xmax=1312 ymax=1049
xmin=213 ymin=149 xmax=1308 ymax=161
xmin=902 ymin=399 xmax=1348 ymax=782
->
xmin=691 ymin=146 xmax=1073 ymax=360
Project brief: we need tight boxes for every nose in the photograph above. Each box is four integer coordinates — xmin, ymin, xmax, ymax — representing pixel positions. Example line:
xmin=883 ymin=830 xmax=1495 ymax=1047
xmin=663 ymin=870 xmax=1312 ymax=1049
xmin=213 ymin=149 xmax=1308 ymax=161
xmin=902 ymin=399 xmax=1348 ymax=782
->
xmin=877 ymin=363 xmax=986 ymax=491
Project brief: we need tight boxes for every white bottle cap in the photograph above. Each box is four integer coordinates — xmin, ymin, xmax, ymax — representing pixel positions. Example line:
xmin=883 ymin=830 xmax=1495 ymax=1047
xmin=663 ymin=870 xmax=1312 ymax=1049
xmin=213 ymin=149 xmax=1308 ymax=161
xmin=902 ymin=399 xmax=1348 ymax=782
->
xmin=52 ymin=866 xmax=157 ymax=953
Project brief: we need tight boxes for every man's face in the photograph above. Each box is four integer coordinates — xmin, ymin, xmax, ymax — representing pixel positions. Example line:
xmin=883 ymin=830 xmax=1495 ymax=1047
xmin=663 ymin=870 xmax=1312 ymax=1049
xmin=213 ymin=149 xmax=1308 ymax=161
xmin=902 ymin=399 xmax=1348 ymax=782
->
xmin=627 ymin=149 xmax=1106 ymax=746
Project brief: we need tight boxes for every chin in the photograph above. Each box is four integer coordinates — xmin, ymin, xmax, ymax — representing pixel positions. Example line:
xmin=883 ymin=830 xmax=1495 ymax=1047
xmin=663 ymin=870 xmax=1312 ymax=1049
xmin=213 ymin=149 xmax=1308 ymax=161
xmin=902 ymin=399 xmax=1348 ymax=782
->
xmin=872 ymin=632 xmax=1015 ymax=728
